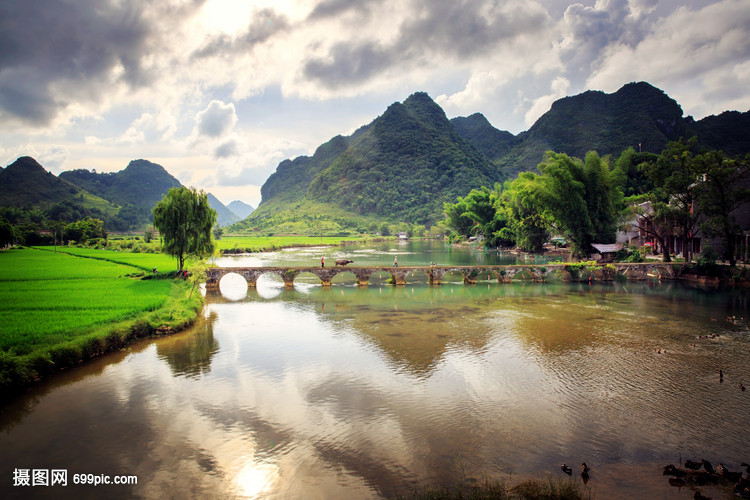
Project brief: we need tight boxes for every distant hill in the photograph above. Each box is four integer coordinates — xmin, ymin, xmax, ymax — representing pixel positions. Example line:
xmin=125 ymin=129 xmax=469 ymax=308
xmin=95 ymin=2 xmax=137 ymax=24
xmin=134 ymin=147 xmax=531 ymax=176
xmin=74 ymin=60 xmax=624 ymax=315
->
xmin=59 ymin=159 xmax=182 ymax=229
xmin=690 ymin=110 xmax=750 ymax=157
xmin=227 ymin=200 xmax=254 ymax=219
xmin=60 ymin=159 xmax=181 ymax=208
xmin=450 ymin=113 xmax=517 ymax=161
xmin=1 ymin=156 xmax=86 ymax=206
xmin=453 ymin=82 xmax=750 ymax=177
xmin=207 ymin=193 xmax=240 ymax=227
xmin=0 ymin=156 xmax=120 ymax=221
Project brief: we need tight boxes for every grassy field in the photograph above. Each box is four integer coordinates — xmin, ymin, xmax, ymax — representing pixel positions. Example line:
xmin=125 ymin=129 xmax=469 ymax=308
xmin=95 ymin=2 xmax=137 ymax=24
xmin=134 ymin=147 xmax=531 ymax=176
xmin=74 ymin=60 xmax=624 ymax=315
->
xmin=216 ymin=235 xmax=375 ymax=253
xmin=0 ymin=247 xmax=202 ymax=393
xmin=34 ymin=245 xmax=178 ymax=271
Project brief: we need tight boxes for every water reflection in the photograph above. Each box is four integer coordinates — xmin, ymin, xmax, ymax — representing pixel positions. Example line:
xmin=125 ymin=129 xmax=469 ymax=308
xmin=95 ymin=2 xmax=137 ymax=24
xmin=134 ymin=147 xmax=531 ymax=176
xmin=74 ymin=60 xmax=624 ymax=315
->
xmin=156 ymin=311 xmax=219 ymax=378
xmin=2 ymin=277 xmax=749 ymax=499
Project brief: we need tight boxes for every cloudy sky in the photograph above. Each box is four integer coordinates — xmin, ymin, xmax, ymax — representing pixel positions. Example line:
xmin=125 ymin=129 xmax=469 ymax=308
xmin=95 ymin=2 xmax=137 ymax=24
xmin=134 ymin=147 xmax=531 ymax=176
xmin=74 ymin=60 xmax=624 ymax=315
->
xmin=1 ymin=0 xmax=749 ymax=207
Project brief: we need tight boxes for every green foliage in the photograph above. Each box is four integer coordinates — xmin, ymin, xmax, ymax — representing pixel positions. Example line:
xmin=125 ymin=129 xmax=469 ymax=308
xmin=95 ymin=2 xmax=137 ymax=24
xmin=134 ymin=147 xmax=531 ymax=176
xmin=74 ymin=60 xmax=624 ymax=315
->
xmin=0 ymin=217 xmax=18 ymax=247
xmin=152 ymin=187 xmax=217 ymax=270
xmin=640 ymin=138 xmax=702 ymax=262
xmin=532 ymin=151 xmax=622 ymax=256
xmin=500 ymin=173 xmax=549 ymax=252
xmin=229 ymin=198 xmax=384 ymax=236
xmin=63 ymin=217 xmax=106 ymax=243
xmin=693 ymin=150 xmax=750 ymax=266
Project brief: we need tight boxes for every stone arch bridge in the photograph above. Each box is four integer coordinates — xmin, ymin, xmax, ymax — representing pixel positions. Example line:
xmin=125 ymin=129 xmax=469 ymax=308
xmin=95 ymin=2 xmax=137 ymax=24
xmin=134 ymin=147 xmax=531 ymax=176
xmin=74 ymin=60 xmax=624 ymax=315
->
xmin=205 ymin=263 xmax=686 ymax=288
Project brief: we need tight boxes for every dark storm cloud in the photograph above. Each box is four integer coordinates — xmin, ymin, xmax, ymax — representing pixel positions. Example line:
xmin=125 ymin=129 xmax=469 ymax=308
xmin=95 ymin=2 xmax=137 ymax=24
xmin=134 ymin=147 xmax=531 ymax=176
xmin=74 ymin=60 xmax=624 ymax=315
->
xmin=559 ymin=0 xmax=652 ymax=84
xmin=214 ymin=140 xmax=239 ymax=158
xmin=0 ymin=0 xmax=203 ymax=125
xmin=196 ymin=100 xmax=237 ymax=138
xmin=302 ymin=0 xmax=549 ymax=89
xmin=192 ymin=8 xmax=290 ymax=59
xmin=307 ymin=0 xmax=380 ymax=20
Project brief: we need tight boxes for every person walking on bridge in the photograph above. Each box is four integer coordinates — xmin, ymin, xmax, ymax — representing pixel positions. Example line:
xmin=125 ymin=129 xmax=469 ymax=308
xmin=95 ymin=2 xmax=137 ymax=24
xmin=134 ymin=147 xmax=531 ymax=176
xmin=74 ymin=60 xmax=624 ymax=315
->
xmin=321 ymin=256 xmax=325 ymax=268
xmin=393 ymin=256 xmax=398 ymax=268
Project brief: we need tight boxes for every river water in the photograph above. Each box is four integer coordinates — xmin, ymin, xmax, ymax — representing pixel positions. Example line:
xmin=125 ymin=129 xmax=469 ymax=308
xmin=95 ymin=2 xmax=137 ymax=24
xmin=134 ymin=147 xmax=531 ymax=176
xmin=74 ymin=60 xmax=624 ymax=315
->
xmin=2 ymin=241 xmax=749 ymax=499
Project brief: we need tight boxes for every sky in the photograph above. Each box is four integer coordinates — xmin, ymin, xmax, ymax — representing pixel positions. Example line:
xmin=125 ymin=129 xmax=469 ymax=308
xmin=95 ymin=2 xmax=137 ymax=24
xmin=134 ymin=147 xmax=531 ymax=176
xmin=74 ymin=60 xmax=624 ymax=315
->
xmin=1 ymin=0 xmax=749 ymax=208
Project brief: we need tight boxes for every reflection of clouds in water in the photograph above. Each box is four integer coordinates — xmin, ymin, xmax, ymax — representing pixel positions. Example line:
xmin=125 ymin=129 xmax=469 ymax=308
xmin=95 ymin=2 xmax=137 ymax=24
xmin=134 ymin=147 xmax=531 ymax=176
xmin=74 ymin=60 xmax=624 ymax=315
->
xmin=218 ymin=273 xmax=248 ymax=301
xmin=256 ymin=274 xmax=284 ymax=299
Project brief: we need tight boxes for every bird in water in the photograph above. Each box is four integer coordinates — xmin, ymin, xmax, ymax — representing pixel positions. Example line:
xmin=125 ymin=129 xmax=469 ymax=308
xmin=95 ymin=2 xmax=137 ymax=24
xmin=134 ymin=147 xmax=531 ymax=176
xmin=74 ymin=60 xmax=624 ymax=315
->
xmin=720 ymin=370 xmax=723 ymax=383
xmin=693 ymin=491 xmax=712 ymax=500
xmin=561 ymin=464 xmax=572 ymax=475
xmin=740 ymin=381 xmax=746 ymax=391
xmin=701 ymin=459 xmax=715 ymax=474
xmin=581 ymin=463 xmax=590 ymax=483
xmin=685 ymin=460 xmax=702 ymax=470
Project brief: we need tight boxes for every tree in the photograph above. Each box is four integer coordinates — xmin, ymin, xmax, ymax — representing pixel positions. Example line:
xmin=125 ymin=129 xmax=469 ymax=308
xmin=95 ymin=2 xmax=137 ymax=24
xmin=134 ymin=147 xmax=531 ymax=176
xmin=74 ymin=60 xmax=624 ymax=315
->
xmin=693 ymin=151 xmax=750 ymax=266
xmin=500 ymin=173 xmax=549 ymax=252
xmin=64 ymin=217 xmax=105 ymax=243
xmin=641 ymin=138 xmax=702 ymax=262
xmin=534 ymin=151 xmax=622 ymax=256
xmin=0 ymin=217 xmax=16 ymax=248
xmin=152 ymin=187 xmax=217 ymax=270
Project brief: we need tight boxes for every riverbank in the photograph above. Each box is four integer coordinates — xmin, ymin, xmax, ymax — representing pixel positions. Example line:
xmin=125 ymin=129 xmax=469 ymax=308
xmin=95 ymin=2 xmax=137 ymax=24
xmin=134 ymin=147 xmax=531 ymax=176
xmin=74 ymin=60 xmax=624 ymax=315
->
xmin=0 ymin=247 xmax=204 ymax=396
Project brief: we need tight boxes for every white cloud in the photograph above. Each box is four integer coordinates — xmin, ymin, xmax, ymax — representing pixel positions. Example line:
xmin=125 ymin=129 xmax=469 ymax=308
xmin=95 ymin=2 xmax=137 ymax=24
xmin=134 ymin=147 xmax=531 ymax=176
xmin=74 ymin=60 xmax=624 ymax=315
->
xmin=586 ymin=0 xmax=750 ymax=118
xmin=195 ymin=101 xmax=239 ymax=138
xmin=524 ymin=77 xmax=571 ymax=127
xmin=1 ymin=0 xmax=748 ymax=204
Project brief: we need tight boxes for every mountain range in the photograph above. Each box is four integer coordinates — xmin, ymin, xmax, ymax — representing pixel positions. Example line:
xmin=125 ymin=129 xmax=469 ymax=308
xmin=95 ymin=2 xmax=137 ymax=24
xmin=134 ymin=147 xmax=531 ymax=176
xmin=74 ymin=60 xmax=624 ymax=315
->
xmin=240 ymin=81 xmax=750 ymax=230
xmin=1 ymin=81 xmax=748 ymax=233
xmin=0 ymin=158 xmax=252 ymax=230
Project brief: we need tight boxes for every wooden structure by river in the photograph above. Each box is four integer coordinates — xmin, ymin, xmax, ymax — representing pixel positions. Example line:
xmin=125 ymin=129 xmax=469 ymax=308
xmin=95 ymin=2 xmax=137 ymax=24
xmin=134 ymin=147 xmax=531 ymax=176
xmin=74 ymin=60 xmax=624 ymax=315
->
xmin=206 ymin=263 xmax=687 ymax=288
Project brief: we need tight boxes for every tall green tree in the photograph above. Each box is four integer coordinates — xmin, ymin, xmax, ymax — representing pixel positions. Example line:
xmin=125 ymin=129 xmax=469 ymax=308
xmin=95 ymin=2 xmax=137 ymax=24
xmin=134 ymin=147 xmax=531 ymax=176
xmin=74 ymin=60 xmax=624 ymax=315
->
xmin=500 ymin=173 xmax=549 ymax=253
xmin=152 ymin=187 xmax=217 ymax=271
xmin=641 ymin=138 xmax=702 ymax=262
xmin=535 ymin=151 xmax=622 ymax=256
xmin=693 ymin=151 xmax=750 ymax=266
xmin=0 ymin=217 xmax=17 ymax=248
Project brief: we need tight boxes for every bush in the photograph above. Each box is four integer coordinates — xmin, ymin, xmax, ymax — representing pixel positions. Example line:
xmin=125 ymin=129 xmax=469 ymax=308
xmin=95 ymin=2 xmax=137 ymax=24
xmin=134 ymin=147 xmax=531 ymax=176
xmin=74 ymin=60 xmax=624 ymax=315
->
xmin=626 ymin=247 xmax=645 ymax=263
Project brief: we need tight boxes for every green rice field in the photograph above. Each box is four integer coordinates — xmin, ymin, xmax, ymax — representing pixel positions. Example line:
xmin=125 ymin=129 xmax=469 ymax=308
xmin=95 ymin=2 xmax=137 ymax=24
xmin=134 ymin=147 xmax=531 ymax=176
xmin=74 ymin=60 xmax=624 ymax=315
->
xmin=0 ymin=247 xmax=193 ymax=377
xmin=34 ymin=245 xmax=178 ymax=271
xmin=216 ymin=235 xmax=369 ymax=252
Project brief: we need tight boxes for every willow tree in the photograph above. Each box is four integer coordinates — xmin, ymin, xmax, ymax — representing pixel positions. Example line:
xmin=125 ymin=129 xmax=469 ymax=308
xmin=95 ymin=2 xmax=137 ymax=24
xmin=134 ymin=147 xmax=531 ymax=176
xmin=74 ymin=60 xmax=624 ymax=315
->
xmin=152 ymin=187 xmax=217 ymax=271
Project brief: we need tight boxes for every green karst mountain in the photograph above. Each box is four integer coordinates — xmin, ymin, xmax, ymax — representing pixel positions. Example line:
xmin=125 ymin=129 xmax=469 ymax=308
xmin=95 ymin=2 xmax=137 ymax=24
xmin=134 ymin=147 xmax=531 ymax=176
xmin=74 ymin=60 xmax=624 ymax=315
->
xmin=2 ymin=82 xmax=748 ymax=236
xmin=233 ymin=82 xmax=750 ymax=233
xmin=450 ymin=112 xmax=518 ymax=161
xmin=454 ymin=82 xmax=748 ymax=178
xmin=60 ymin=159 xmax=182 ymax=209
xmin=226 ymin=200 xmax=255 ymax=219
xmin=0 ymin=156 xmax=120 ymax=220
xmin=238 ymin=92 xmax=501 ymax=231
xmin=58 ymin=159 xmax=183 ymax=229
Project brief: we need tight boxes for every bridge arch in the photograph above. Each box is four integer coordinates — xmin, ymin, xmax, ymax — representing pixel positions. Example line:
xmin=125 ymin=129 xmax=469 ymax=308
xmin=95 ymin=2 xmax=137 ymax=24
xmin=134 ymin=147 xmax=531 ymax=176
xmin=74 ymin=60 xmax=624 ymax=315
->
xmin=217 ymin=271 xmax=248 ymax=301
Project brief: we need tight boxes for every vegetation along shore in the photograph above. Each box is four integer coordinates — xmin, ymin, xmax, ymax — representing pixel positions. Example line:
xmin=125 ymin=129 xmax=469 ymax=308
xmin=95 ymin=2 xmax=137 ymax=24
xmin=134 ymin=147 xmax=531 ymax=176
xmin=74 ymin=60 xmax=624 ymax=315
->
xmin=0 ymin=246 xmax=203 ymax=396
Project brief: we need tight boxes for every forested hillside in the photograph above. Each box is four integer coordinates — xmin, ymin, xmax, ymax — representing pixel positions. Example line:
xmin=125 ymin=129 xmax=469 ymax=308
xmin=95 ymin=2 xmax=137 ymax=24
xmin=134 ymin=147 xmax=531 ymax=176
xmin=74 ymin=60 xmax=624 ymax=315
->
xmin=244 ymin=92 xmax=500 ymax=229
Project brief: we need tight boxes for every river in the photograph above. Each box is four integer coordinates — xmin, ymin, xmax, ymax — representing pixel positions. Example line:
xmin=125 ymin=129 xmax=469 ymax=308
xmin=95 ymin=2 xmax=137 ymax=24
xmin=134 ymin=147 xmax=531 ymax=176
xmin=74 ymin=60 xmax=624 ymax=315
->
xmin=1 ymin=241 xmax=749 ymax=499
